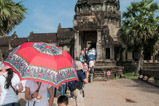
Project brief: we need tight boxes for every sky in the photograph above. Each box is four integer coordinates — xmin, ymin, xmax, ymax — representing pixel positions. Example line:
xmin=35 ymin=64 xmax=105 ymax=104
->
xmin=9 ymin=0 xmax=159 ymax=37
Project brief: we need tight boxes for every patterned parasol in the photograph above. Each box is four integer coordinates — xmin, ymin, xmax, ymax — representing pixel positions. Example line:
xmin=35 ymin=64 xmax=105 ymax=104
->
xmin=3 ymin=42 xmax=78 ymax=88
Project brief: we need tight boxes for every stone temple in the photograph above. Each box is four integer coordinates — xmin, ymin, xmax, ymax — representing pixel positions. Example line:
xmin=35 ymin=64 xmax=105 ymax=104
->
xmin=74 ymin=0 xmax=121 ymax=60
xmin=0 ymin=0 xmax=158 ymax=79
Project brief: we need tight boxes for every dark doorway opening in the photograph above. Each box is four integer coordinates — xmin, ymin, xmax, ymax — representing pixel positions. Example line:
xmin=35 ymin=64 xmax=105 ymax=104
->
xmin=81 ymin=31 xmax=97 ymax=49
xmin=106 ymin=48 xmax=110 ymax=59
xmin=88 ymin=42 xmax=96 ymax=49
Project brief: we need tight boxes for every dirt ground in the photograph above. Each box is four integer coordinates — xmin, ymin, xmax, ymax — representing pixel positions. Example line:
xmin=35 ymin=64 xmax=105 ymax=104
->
xmin=18 ymin=79 xmax=159 ymax=106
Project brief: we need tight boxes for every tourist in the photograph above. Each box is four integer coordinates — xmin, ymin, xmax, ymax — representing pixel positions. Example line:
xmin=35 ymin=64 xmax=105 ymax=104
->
xmin=85 ymin=48 xmax=89 ymax=63
xmin=73 ymin=61 xmax=89 ymax=106
xmin=25 ymin=80 xmax=54 ymax=106
xmin=57 ymin=95 xmax=69 ymax=106
xmin=85 ymin=48 xmax=88 ymax=55
xmin=88 ymin=49 xmax=95 ymax=61
xmin=89 ymin=59 xmax=95 ymax=73
xmin=47 ymin=86 xmax=56 ymax=99
xmin=0 ymin=64 xmax=23 ymax=106
xmin=82 ymin=60 xmax=88 ymax=74
xmin=65 ymin=82 xmax=74 ymax=100
xmin=88 ymin=48 xmax=96 ymax=67
xmin=81 ymin=49 xmax=85 ymax=58
xmin=89 ymin=59 xmax=95 ymax=83
xmin=92 ymin=48 xmax=97 ymax=60
xmin=59 ymin=83 xmax=66 ymax=96
xmin=79 ymin=53 xmax=84 ymax=63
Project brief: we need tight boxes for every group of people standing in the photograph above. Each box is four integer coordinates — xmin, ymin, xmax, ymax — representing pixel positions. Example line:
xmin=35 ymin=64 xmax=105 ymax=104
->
xmin=79 ymin=48 xmax=97 ymax=81
xmin=0 ymin=64 xmax=55 ymax=106
xmin=56 ymin=60 xmax=89 ymax=106
xmin=79 ymin=48 xmax=97 ymax=64
xmin=0 ymin=59 xmax=90 ymax=106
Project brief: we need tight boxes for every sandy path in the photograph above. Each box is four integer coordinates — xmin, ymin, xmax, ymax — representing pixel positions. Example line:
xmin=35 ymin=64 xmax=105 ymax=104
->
xmin=83 ymin=79 xmax=159 ymax=106
xmin=18 ymin=79 xmax=159 ymax=106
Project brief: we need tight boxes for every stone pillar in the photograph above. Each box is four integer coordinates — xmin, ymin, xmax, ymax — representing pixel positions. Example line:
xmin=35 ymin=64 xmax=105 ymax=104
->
xmin=149 ymin=56 xmax=153 ymax=63
xmin=79 ymin=33 xmax=82 ymax=51
xmin=74 ymin=31 xmax=80 ymax=59
xmin=96 ymin=29 xmax=103 ymax=60
xmin=127 ymin=51 xmax=133 ymax=61
xmin=122 ymin=48 xmax=126 ymax=61
xmin=0 ymin=50 xmax=3 ymax=61
xmin=110 ymin=47 xmax=114 ymax=60
xmin=150 ymin=55 xmax=157 ymax=63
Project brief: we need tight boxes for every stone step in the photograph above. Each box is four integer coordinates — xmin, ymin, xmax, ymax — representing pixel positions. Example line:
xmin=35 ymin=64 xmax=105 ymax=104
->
xmin=93 ymin=77 xmax=106 ymax=81
xmin=94 ymin=73 xmax=104 ymax=75
xmin=95 ymin=60 xmax=116 ymax=67
xmin=143 ymin=66 xmax=159 ymax=67
xmin=94 ymin=69 xmax=104 ymax=71
xmin=95 ymin=66 xmax=115 ymax=69
xmin=144 ymin=63 xmax=159 ymax=66
xmin=94 ymin=71 xmax=105 ymax=74
xmin=94 ymin=75 xmax=105 ymax=77
xmin=143 ymin=67 xmax=159 ymax=69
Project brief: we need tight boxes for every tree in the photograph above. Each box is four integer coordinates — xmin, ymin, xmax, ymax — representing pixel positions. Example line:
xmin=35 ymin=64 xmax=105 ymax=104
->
xmin=120 ymin=0 xmax=159 ymax=75
xmin=0 ymin=0 xmax=26 ymax=36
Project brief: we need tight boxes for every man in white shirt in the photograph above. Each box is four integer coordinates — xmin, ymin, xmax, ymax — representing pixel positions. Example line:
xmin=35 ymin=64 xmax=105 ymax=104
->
xmin=25 ymin=80 xmax=54 ymax=106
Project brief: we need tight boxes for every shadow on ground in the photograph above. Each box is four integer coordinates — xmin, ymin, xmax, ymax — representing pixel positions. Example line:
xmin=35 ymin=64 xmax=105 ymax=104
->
xmin=128 ymin=79 xmax=159 ymax=94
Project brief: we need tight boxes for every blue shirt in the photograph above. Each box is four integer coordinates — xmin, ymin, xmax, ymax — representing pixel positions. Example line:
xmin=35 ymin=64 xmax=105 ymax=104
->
xmin=88 ymin=51 xmax=96 ymax=60
xmin=77 ymin=70 xmax=86 ymax=87
xmin=88 ymin=54 xmax=96 ymax=60
xmin=79 ymin=56 xmax=83 ymax=62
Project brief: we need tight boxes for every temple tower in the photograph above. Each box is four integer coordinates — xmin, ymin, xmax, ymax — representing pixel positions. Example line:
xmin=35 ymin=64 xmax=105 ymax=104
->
xmin=74 ymin=0 xmax=121 ymax=61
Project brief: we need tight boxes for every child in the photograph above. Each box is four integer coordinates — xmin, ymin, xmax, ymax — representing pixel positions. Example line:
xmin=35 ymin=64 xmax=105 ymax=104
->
xmin=57 ymin=95 xmax=69 ymax=106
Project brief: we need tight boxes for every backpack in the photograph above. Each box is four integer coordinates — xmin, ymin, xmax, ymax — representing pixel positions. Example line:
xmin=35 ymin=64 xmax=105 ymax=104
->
xmin=68 ymin=81 xmax=82 ymax=91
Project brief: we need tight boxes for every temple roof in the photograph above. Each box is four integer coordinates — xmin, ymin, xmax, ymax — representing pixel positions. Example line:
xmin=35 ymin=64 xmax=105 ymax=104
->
xmin=77 ymin=0 xmax=104 ymax=4
xmin=88 ymin=0 xmax=104 ymax=3
xmin=28 ymin=33 xmax=57 ymax=43
xmin=11 ymin=38 xmax=28 ymax=48
xmin=77 ymin=0 xmax=118 ymax=4
xmin=0 ymin=31 xmax=18 ymax=46
xmin=0 ymin=36 xmax=11 ymax=46
xmin=57 ymin=28 xmax=74 ymax=39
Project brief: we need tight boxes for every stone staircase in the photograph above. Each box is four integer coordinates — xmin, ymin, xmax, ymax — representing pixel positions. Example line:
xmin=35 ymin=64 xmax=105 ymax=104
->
xmin=93 ymin=60 xmax=124 ymax=81
xmin=141 ymin=63 xmax=159 ymax=81
xmin=143 ymin=63 xmax=159 ymax=70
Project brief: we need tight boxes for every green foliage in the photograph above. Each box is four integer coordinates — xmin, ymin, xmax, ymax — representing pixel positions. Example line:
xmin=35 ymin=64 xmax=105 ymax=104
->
xmin=0 ymin=0 xmax=27 ymax=36
xmin=120 ymin=0 xmax=159 ymax=53
xmin=112 ymin=77 xmax=117 ymax=80
xmin=124 ymin=72 xmax=138 ymax=79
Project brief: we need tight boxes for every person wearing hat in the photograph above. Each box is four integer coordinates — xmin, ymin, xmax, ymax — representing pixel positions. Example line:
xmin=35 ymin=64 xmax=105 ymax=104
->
xmin=72 ymin=61 xmax=89 ymax=106
xmin=0 ymin=64 xmax=23 ymax=106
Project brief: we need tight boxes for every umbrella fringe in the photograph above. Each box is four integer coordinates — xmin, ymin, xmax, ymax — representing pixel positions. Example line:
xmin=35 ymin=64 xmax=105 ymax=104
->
xmin=4 ymin=53 xmax=78 ymax=87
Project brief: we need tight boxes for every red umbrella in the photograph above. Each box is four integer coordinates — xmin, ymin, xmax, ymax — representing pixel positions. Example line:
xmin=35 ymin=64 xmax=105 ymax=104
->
xmin=3 ymin=42 xmax=78 ymax=88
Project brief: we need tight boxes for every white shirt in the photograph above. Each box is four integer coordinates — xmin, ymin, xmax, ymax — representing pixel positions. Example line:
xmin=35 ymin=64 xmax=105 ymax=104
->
xmin=89 ymin=60 xmax=95 ymax=68
xmin=0 ymin=72 xmax=21 ymax=105
xmin=21 ymin=80 xmax=26 ymax=92
xmin=92 ymin=49 xmax=96 ymax=55
xmin=25 ymin=80 xmax=52 ymax=106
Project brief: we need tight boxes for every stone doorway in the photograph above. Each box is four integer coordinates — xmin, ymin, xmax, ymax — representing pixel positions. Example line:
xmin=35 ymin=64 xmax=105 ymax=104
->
xmin=80 ymin=31 xmax=97 ymax=50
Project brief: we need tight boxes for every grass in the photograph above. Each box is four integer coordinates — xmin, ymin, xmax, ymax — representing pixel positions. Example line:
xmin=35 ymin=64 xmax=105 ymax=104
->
xmin=112 ymin=77 xmax=117 ymax=80
xmin=124 ymin=72 xmax=138 ymax=79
